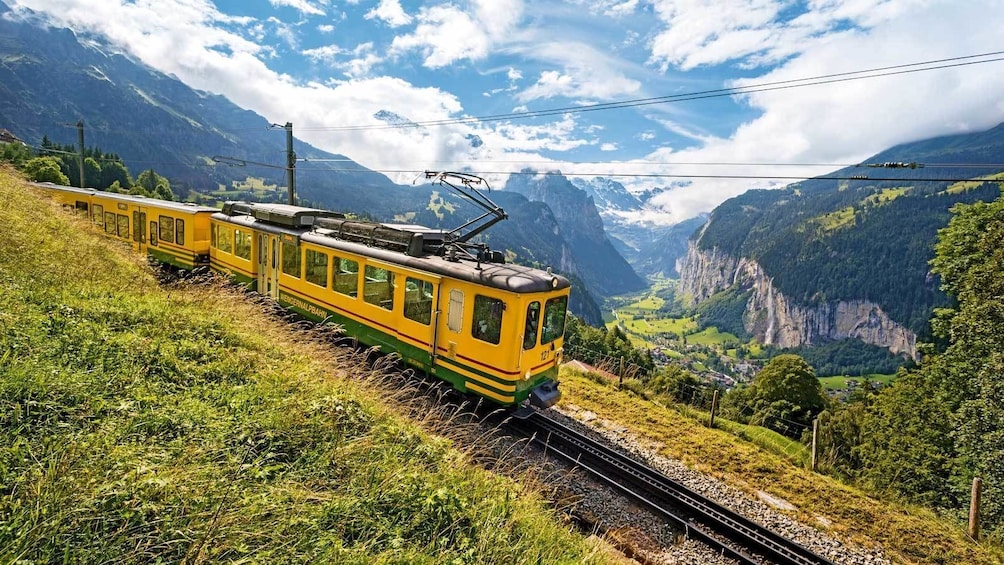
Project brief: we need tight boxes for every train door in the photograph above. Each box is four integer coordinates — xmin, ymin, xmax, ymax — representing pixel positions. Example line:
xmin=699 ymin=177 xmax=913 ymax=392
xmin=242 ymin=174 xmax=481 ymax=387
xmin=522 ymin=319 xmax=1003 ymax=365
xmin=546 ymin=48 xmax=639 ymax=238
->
xmin=397 ymin=275 xmax=440 ymax=368
xmin=518 ymin=299 xmax=543 ymax=372
xmin=256 ymin=233 xmax=268 ymax=294
xmin=261 ymin=233 xmax=280 ymax=300
xmin=132 ymin=208 xmax=148 ymax=253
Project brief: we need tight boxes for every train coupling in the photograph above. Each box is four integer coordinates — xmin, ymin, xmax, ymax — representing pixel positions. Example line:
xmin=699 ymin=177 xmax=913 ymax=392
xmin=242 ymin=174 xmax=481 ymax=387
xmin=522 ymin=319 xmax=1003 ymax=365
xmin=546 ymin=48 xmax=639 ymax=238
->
xmin=511 ymin=379 xmax=561 ymax=419
xmin=530 ymin=379 xmax=561 ymax=409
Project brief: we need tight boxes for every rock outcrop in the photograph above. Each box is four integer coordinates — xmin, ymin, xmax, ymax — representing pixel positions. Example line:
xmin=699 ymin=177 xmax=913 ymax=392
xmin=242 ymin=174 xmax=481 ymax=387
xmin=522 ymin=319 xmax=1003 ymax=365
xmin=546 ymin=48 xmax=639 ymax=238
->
xmin=680 ymin=241 xmax=917 ymax=360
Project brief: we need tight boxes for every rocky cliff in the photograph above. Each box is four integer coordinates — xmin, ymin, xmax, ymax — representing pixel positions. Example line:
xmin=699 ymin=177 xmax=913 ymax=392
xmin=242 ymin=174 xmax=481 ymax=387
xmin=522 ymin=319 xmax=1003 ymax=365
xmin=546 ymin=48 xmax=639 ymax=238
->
xmin=680 ymin=241 xmax=918 ymax=360
xmin=505 ymin=171 xmax=646 ymax=299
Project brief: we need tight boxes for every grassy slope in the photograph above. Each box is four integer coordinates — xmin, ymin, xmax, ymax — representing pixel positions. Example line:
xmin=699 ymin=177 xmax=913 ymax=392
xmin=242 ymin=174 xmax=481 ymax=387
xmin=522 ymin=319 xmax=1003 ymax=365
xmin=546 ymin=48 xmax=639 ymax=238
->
xmin=558 ymin=368 xmax=1004 ymax=565
xmin=0 ymin=169 xmax=616 ymax=564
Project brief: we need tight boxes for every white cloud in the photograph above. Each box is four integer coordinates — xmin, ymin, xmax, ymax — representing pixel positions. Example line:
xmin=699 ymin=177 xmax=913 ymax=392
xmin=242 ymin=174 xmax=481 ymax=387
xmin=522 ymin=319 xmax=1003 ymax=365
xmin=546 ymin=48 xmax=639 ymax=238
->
xmin=390 ymin=0 xmax=523 ymax=68
xmin=600 ymin=142 xmax=618 ymax=151
xmin=515 ymin=41 xmax=641 ymax=101
xmin=317 ymin=24 xmax=334 ymax=33
xmin=303 ymin=41 xmax=382 ymax=78
xmin=268 ymin=0 xmax=325 ymax=17
xmin=566 ymin=0 xmax=640 ymax=18
xmin=364 ymin=0 xmax=412 ymax=27
xmin=647 ymin=0 xmax=917 ymax=71
xmin=268 ymin=16 xmax=299 ymax=49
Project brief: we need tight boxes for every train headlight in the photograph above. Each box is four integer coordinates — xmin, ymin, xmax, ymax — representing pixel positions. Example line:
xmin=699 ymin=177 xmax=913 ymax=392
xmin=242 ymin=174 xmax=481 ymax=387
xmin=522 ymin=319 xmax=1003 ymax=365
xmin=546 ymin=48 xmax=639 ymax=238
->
xmin=525 ymin=370 xmax=532 ymax=380
xmin=551 ymin=277 xmax=558 ymax=288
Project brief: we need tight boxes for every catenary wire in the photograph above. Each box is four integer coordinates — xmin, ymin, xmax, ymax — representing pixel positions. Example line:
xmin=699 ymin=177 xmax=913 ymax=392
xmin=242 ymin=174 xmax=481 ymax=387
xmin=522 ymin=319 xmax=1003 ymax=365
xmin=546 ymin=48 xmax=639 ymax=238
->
xmin=298 ymin=51 xmax=1004 ymax=132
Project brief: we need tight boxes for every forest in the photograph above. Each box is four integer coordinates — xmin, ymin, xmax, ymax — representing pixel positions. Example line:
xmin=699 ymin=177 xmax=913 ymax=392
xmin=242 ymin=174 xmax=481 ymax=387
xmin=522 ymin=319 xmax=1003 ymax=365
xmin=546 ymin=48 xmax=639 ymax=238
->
xmin=2 ymin=137 xmax=175 ymax=200
xmin=697 ymin=177 xmax=1000 ymax=335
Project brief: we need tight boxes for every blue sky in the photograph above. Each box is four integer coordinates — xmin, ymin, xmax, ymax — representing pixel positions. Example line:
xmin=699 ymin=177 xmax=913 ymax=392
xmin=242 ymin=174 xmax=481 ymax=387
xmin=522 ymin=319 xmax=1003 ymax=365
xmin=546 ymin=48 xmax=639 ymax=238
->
xmin=7 ymin=0 xmax=1004 ymax=223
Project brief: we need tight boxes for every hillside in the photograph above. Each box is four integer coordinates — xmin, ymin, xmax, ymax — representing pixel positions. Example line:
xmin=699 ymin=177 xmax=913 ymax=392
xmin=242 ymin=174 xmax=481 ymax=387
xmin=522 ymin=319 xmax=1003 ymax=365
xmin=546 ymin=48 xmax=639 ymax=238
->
xmin=0 ymin=167 xmax=608 ymax=562
xmin=680 ymin=121 xmax=1004 ymax=362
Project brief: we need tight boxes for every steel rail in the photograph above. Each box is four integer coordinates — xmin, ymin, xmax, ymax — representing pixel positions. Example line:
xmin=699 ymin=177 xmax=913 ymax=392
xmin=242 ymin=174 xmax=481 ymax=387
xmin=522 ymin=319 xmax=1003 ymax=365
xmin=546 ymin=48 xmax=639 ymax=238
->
xmin=509 ymin=411 xmax=836 ymax=565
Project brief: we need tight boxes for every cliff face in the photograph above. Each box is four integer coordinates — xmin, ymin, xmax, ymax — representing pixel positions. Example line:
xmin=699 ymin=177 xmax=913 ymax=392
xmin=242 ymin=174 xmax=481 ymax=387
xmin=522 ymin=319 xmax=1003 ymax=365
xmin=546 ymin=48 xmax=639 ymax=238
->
xmin=505 ymin=171 xmax=646 ymax=298
xmin=680 ymin=241 xmax=918 ymax=360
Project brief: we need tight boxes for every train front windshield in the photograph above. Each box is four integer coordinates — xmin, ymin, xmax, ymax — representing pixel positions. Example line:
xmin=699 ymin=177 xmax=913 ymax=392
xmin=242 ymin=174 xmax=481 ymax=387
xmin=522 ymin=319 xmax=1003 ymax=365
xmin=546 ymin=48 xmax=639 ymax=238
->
xmin=541 ymin=296 xmax=567 ymax=345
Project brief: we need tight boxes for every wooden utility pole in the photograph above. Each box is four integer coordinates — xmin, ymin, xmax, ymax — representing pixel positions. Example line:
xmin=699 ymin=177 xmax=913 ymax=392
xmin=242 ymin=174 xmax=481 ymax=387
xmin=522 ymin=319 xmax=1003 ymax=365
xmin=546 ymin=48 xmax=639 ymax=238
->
xmin=969 ymin=477 xmax=982 ymax=540
xmin=709 ymin=389 xmax=719 ymax=428
xmin=811 ymin=418 xmax=819 ymax=472
xmin=77 ymin=120 xmax=85 ymax=188
xmin=283 ymin=122 xmax=296 ymax=205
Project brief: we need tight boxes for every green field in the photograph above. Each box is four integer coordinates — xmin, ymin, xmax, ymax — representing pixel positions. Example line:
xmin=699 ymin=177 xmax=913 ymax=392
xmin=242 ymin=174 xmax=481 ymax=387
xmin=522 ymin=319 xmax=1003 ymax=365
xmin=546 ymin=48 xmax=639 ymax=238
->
xmin=818 ymin=373 xmax=897 ymax=391
xmin=607 ymin=283 xmax=739 ymax=350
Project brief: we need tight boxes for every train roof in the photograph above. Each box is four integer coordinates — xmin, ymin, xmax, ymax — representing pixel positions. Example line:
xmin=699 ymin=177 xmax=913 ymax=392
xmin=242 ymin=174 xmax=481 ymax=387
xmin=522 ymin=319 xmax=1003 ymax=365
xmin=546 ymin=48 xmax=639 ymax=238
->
xmin=31 ymin=182 xmax=218 ymax=214
xmin=213 ymin=202 xmax=570 ymax=294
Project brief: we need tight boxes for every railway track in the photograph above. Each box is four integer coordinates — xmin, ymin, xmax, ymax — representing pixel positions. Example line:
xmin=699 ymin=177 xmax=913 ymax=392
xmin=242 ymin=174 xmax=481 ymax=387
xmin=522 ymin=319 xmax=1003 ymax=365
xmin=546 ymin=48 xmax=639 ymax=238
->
xmin=507 ymin=410 xmax=836 ymax=565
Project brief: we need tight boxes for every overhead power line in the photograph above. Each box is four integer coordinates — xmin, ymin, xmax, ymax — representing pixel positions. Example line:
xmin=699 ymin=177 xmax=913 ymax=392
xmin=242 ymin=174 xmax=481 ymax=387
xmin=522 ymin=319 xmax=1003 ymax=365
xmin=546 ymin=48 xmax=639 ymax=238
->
xmin=296 ymin=50 xmax=1004 ymax=132
xmin=293 ymin=164 xmax=1004 ymax=183
xmin=299 ymin=157 xmax=1004 ymax=169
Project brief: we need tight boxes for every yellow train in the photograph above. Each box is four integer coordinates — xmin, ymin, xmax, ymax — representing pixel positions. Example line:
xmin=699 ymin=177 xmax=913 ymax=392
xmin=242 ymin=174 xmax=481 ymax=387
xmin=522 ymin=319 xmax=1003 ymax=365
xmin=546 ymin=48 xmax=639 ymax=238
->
xmin=33 ymin=180 xmax=568 ymax=410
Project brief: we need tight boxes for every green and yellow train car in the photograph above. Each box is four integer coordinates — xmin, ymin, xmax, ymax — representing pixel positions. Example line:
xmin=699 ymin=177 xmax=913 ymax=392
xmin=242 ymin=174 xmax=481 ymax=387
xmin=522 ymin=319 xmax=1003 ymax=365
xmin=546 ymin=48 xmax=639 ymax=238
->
xmin=33 ymin=183 xmax=217 ymax=270
xmin=32 ymin=182 xmax=568 ymax=409
xmin=210 ymin=201 xmax=568 ymax=408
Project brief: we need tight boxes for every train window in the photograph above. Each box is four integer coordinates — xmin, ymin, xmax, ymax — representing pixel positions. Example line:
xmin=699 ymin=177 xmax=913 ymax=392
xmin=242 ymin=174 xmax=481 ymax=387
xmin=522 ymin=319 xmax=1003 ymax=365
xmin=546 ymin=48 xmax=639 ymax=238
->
xmin=540 ymin=296 xmax=568 ymax=345
xmin=281 ymin=240 xmax=301 ymax=278
xmin=75 ymin=201 xmax=88 ymax=213
xmin=523 ymin=301 xmax=541 ymax=350
xmin=211 ymin=224 xmax=218 ymax=249
xmin=159 ymin=215 xmax=174 ymax=243
xmin=175 ymin=219 xmax=185 ymax=245
xmin=116 ymin=214 xmax=129 ymax=239
xmin=334 ymin=257 xmax=358 ymax=297
xmin=149 ymin=222 xmax=158 ymax=246
xmin=219 ymin=226 xmax=233 ymax=253
xmin=305 ymin=249 xmax=328 ymax=287
xmin=104 ymin=212 xmax=115 ymax=234
xmin=363 ymin=266 xmax=394 ymax=310
xmin=234 ymin=229 xmax=252 ymax=260
xmin=404 ymin=278 xmax=433 ymax=325
xmin=447 ymin=289 xmax=464 ymax=332
xmin=92 ymin=204 xmax=103 ymax=226
xmin=472 ymin=295 xmax=504 ymax=345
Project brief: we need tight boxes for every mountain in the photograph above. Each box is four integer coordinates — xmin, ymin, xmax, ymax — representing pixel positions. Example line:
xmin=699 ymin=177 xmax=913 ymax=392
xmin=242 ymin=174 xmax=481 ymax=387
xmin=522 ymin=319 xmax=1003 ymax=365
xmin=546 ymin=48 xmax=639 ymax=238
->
xmin=633 ymin=214 xmax=707 ymax=277
xmin=0 ymin=4 xmax=607 ymax=324
xmin=571 ymin=176 xmax=661 ymax=262
xmin=570 ymin=176 xmax=698 ymax=276
xmin=679 ymin=122 xmax=1004 ymax=364
xmin=505 ymin=171 xmax=647 ymax=299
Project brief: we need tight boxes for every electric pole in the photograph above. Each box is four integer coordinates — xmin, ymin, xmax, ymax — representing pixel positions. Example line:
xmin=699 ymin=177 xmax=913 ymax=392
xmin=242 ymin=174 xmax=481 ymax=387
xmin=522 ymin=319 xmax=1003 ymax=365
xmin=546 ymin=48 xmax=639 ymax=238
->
xmin=283 ymin=122 xmax=296 ymax=205
xmin=77 ymin=120 xmax=85 ymax=188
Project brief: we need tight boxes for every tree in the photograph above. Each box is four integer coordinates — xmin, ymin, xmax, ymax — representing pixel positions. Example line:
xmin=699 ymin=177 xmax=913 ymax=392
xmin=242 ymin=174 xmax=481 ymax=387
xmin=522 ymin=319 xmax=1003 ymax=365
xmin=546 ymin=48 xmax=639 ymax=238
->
xmin=135 ymin=168 xmax=173 ymax=201
xmin=0 ymin=142 xmax=32 ymax=166
xmin=23 ymin=157 xmax=70 ymax=185
xmin=851 ymin=194 xmax=1004 ymax=533
xmin=929 ymin=197 xmax=1004 ymax=530
xmin=647 ymin=364 xmax=701 ymax=404
xmin=83 ymin=157 xmax=102 ymax=188
xmin=100 ymin=160 xmax=132 ymax=190
xmin=723 ymin=354 xmax=826 ymax=437
xmin=856 ymin=370 xmax=957 ymax=507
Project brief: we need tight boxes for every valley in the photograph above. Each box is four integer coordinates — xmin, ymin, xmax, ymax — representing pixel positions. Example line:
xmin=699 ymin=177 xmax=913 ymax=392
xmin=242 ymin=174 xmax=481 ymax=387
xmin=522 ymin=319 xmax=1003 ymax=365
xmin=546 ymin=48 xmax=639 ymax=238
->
xmin=601 ymin=276 xmax=898 ymax=395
